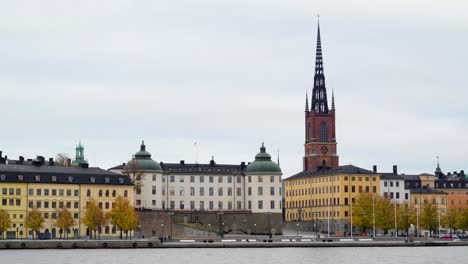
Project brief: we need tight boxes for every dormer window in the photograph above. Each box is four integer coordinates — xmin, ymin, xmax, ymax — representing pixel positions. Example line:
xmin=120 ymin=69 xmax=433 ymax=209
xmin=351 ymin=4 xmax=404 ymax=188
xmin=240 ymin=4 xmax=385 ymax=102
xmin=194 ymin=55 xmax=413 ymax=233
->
xmin=68 ymin=176 xmax=73 ymax=183
xmin=0 ymin=174 xmax=5 ymax=181
xmin=52 ymin=176 xmax=57 ymax=182
xmin=35 ymin=175 xmax=40 ymax=182
xmin=118 ymin=178 xmax=124 ymax=184
xmin=18 ymin=175 xmax=24 ymax=181
xmin=105 ymin=177 xmax=110 ymax=183
xmin=90 ymin=177 xmax=96 ymax=183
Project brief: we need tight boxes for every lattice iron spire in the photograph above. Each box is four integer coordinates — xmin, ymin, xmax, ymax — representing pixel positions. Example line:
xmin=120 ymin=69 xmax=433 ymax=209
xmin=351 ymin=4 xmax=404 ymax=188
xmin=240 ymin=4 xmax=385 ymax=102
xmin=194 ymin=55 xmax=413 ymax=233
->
xmin=311 ymin=20 xmax=329 ymax=114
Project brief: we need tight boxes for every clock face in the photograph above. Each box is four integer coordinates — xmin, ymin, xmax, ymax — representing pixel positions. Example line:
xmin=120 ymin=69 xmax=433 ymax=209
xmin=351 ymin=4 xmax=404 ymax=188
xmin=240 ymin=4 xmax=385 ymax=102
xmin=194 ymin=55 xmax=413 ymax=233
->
xmin=321 ymin=146 xmax=328 ymax=154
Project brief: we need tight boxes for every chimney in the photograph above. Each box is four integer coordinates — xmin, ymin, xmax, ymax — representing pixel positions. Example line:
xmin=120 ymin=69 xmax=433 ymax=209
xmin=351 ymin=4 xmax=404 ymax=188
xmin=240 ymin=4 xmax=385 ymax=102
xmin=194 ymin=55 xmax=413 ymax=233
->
xmin=393 ymin=165 xmax=398 ymax=174
xmin=19 ymin=156 xmax=24 ymax=165
xmin=240 ymin=162 xmax=246 ymax=171
xmin=373 ymin=165 xmax=377 ymax=173
xmin=180 ymin=160 xmax=185 ymax=165
xmin=0 ymin=151 xmax=2 ymax=158
xmin=48 ymin=158 xmax=54 ymax=166
xmin=67 ymin=159 xmax=72 ymax=167
xmin=461 ymin=170 xmax=465 ymax=177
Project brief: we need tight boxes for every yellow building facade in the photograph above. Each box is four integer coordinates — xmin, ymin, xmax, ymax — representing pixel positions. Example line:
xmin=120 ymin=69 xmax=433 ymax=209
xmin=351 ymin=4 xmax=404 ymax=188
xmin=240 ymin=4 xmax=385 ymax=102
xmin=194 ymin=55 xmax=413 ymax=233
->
xmin=0 ymin=156 xmax=133 ymax=239
xmin=285 ymin=165 xmax=380 ymax=235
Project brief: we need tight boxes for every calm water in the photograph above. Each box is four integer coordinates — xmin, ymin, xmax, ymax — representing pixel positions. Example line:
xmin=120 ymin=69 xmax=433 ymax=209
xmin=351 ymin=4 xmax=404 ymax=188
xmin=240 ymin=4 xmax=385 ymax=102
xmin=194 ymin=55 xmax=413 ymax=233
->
xmin=1 ymin=247 xmax=466 ymax=264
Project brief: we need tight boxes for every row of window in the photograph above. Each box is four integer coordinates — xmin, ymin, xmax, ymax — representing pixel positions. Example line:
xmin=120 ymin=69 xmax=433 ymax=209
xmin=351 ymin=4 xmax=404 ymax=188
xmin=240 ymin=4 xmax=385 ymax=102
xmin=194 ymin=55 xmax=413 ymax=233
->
xmin=383 ymin=181 xmax=401 ymax=188
xmin=27 ymin=200 xmax=80 ymax=209
xmin=287 ymin=210 xmax=341 ymax=221
xmin=0 ymin=174 xmax=125 ymax=184
xmin=287 ymin=176 xmax=377 ymax=186
xmin=413 ymin=197 xmax=446 ymax=205
xmin=383 ymin=192 xmax=408 ymax=200
xmin=139 ymin=186 xmax=281 ymax=197
xmin=136 ymin=199 xmax=281 ymax=210
xmin=159 ymin=175 xmax=280 ymax=184
xmin=27 ymin=188 xmax=79 ymax=197
xmin=287 ymin=185 xmax=377 ymax=197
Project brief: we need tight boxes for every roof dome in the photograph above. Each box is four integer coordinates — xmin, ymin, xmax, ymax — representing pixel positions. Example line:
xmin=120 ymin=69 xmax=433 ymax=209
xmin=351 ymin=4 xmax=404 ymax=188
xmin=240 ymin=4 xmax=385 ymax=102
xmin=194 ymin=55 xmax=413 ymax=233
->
xmin=245 ymin=143 xmax=282 ymax=174
xmin=125 ymin=141 xmax=162 ymax=172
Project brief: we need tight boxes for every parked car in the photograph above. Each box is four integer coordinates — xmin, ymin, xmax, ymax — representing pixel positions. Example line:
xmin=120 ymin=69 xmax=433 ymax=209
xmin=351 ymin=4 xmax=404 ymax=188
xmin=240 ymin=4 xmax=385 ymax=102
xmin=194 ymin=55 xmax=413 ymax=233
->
xmin=441 ymin=234 xmax=458 ymax=239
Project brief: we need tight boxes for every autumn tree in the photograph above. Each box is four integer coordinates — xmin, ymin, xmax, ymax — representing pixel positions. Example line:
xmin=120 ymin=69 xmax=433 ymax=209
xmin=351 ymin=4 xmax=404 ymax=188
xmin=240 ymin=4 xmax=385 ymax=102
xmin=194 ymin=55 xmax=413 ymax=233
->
xmin=27 ymin=208 xmax=44 ymax=239
xmin=54 ymin=153 xmax=70 ymax=166
xmin=83 ymin=199 xmax=107 ymax=239
xmin=123 ymin=158 xmax=145 ymax=191
xmin=353 ymin=193 xmax=374 ymax=234
xmin=107 ymin=196 xmax=139 ymax=239
xmin=420 ymin=203 xmax=438 ymax=236
xmin=0 ymin=209 xmax=12 ymax=239
xmin=456 ymin=207 xmax=468 ymax=232
xmin=56 ymin=207 xmax=75 ymax=239
xmin=375 ymin=197 xmax=395 ymax=233
xmin=397 ymin=202 xmax=416 ymax=234
xmin=441 ymin=207 xmax=460 ymax=235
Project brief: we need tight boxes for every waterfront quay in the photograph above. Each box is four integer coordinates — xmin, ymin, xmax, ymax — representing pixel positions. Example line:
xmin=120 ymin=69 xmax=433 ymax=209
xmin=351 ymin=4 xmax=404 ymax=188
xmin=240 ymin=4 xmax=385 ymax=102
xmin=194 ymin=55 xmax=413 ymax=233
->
xmin=1 ymin=238 xmax=467 ymax=249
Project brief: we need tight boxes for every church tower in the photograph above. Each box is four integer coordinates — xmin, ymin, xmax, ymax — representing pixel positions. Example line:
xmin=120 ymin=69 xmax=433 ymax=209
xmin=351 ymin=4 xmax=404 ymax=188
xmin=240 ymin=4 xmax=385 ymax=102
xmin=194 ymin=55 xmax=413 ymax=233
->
xmin=303 ymin=22 xmax=339 ymax=172
xmin=72 ymin=141 xmax=87 ymax=166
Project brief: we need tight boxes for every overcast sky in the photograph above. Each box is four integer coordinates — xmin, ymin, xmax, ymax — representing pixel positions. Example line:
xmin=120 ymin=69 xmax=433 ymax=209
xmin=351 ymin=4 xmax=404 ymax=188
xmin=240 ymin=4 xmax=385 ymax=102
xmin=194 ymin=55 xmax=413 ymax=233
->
xmin=1 ymin=0 xmax=467 ymax=178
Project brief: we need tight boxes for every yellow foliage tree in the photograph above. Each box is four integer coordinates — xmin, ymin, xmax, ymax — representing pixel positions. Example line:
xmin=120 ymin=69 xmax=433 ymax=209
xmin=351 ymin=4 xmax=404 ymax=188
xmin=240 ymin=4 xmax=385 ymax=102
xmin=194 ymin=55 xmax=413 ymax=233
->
xmin=397 ymin=202 xmax=416 ymax=234
xmin=83 ymin=199 xmax=107 ymax=239
xmin=456 ymin=207 xmax=468 ymax=231
xmin=420 ymin=203 xmax=438 ymax=236
xmin=107 ymin=196 xmax=138 ymax=239
xmin=353 ymin=193 xmax=374 ymax=235
xmin=56 ymin=207 xmax=75 ymax=239
xmin=0 ymin=208 xmax=12 ymax=239
xmin=27 ymin=208 xmax=44 ymax=239
xmin=375 ymin=197 xmax=395 ymax=233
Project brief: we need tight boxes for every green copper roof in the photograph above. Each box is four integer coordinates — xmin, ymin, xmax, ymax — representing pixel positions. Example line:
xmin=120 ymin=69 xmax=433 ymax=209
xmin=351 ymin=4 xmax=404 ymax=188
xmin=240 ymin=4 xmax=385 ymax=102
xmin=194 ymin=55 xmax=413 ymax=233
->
xmin=125 ymin=141 xmax=162 ymax=172
xmin=245 ymin=143 xmax=282 ymax=174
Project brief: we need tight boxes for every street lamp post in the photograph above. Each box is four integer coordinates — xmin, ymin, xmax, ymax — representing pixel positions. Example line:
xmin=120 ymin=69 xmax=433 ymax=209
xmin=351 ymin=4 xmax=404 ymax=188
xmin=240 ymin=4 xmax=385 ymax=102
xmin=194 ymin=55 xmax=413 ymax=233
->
xmin=296 ymin=223 xmax=299 ymax=237
xmin=253 ymin=223 xmax=256 ymax=239
xmin=20 ymin=224 xmax=23 ymax=240
xmin=208 ymin=224 xmax=211 ymax=239
xmin=161 ymin=224 xmax=164 ymax=238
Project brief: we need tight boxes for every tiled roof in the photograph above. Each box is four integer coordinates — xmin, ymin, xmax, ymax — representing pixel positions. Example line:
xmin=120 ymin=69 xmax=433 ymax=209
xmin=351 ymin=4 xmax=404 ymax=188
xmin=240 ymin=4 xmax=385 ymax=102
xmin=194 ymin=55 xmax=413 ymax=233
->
xmin=109 ymin=162 xmax=247 ymax=175
xmin=380 ymin=173 xmax=405 ymax=180
xmin=286 ymin=165 xmax=376 ymax=180
xmin=0 ymin=164 xmax=133 ymax=185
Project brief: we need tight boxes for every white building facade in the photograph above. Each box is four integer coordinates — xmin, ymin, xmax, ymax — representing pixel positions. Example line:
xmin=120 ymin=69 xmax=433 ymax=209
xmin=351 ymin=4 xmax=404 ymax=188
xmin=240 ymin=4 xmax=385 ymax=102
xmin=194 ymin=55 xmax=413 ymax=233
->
xmin=110 ymin=142 xmax=282 ymax=215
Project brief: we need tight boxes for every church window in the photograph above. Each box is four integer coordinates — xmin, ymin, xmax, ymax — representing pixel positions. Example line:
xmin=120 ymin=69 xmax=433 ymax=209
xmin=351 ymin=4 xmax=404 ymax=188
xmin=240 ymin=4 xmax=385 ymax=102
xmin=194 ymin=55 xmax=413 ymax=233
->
xmin=320 ymin=122 xmax=328 ymax=141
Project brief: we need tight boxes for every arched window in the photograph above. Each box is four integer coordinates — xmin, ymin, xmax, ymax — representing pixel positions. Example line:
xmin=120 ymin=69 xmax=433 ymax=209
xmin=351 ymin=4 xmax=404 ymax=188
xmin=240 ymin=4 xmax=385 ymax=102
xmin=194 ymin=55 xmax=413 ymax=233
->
xmin=99 ymin=190 xmax=103 ymax=197
xmin=307 ymin=123 xmax=311 ymax=141
xmin=112 ymin=190 xmax=116 ymax=197
xmin=124 ymin=190 xmax=128 ymax=197
xmin=86 ymin=189 xmax=91 ymax=197
xmin=320 ymin=122 xmax=328 ymax=141
xmin=105 ymin=190 xmax=109 ymax=197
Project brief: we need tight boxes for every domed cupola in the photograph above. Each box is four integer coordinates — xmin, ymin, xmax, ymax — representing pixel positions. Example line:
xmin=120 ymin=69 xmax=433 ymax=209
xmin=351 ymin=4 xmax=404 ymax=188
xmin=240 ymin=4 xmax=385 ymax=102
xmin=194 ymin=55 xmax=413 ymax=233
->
xmin=125 ymin=141 xmax=163 ymax=172
xmin=245 ymin=143 xmax=282 ymax=174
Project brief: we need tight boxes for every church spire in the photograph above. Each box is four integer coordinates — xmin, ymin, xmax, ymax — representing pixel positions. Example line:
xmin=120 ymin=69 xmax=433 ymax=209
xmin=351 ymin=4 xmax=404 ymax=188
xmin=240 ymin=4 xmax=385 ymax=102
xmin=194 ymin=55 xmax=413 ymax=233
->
xmin=305 ymin=91 xmax=309 ymax=111
xmin=311 ymin=20 xmax=329 ymax=114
